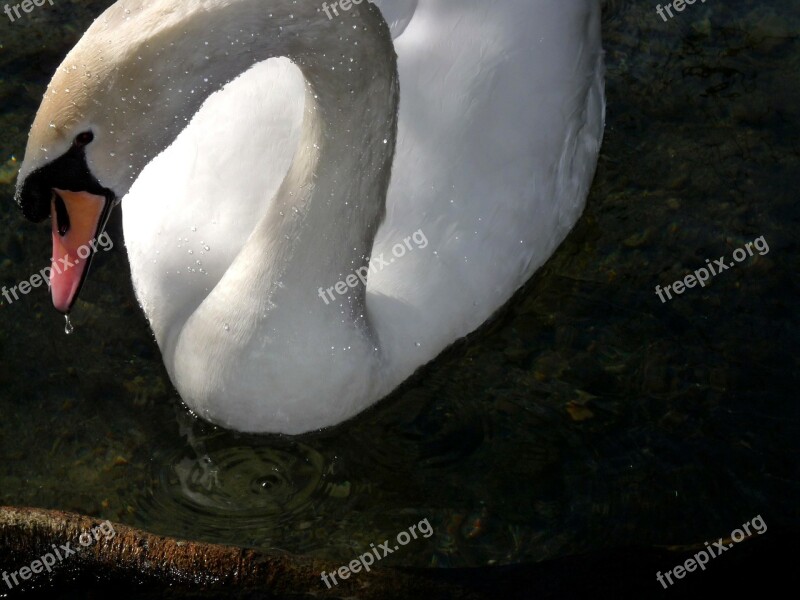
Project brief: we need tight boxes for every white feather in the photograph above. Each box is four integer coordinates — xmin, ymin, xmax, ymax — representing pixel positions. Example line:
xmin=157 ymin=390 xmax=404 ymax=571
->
xmin=116 ymin=0 xmax=605 ymax=433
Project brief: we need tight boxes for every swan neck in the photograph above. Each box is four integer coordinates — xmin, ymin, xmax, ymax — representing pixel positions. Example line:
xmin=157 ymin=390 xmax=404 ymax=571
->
xmin=153 ymin=1 xmax=399 ymax=355
xmin=98 ymin=1 xmax=397 ymax=198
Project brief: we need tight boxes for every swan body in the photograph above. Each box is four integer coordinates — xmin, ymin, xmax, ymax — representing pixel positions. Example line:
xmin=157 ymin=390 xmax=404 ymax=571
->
xmin=15 ymin=0 xmax=604 ymax=434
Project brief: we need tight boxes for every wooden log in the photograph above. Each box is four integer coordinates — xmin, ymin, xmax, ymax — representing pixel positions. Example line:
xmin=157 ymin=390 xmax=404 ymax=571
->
xmin=0 ymin=506 xmax=484 ymax=599
xmin=1 ymin=506 xmax=793 ymax=598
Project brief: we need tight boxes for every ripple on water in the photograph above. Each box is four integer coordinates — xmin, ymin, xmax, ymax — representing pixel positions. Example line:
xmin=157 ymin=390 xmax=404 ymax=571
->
xmin=134 ymin=430 xmax=345 ymax=549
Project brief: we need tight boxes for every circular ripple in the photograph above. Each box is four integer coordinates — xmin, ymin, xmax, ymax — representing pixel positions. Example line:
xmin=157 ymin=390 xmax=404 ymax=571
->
xmin=168 ymin=443 xmax=324 ymax=516
xmin=132 ymin=428 xmax=345 ymax=549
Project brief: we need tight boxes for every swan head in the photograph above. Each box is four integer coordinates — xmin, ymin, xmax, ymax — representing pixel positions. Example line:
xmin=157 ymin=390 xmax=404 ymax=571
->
xmin=13 ymin=0 xmax=396 ymax=317
xmin=15 ymin=96 xmax=118 ymax=313
xmin=13 ymin=28 xmax=137 ymax=314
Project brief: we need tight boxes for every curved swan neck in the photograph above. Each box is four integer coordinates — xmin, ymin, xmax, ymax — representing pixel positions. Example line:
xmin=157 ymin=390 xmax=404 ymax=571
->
xmin=73 ymin=0 xmax=398 ymax=198
xmin=98 ymin=0 xmax=399 ymax=360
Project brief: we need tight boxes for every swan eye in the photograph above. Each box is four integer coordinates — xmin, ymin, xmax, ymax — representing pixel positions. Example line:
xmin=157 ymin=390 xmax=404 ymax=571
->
xmin=74 ymin=131 xmax=94 ymax=147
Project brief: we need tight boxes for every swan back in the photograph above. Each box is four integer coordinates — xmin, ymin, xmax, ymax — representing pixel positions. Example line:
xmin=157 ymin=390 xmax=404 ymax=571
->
xmin=369 ymin=0 xmax=605 ymax=394
xmin=121 ymin=0 xmax=604 ymax=433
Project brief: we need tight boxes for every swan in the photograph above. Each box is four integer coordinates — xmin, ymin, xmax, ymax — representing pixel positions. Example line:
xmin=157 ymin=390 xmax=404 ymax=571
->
xmin=14 ymin=0 xmax=605 ymax=434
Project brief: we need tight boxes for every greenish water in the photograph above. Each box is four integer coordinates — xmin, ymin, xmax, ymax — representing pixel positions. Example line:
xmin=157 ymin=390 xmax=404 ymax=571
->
xmin=0 ymin=0 xmax=798 ymax=573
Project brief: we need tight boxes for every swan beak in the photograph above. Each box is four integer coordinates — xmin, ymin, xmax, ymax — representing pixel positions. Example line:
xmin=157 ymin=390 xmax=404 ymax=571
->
xmin=50 ymin=189 xmax=112 ymax=314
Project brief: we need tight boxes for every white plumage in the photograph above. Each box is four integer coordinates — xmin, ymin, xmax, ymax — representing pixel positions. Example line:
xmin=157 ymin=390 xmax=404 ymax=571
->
xmin=24 ymin=0 xmax=604 ymax=433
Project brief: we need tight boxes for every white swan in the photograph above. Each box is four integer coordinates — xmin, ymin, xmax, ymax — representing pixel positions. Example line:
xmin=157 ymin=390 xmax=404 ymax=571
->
xmin=15 ymin=0 xmax=604 ymax=434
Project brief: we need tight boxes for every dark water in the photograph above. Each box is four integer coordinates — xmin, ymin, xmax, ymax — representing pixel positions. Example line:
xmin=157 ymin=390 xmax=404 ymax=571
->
xmin=0 ymin=0 xmax=798 ymax=573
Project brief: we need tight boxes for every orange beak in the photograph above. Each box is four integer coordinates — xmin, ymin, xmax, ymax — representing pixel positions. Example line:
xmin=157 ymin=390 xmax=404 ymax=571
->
xmin=50 ymin=189 xmax=111 ymax=314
